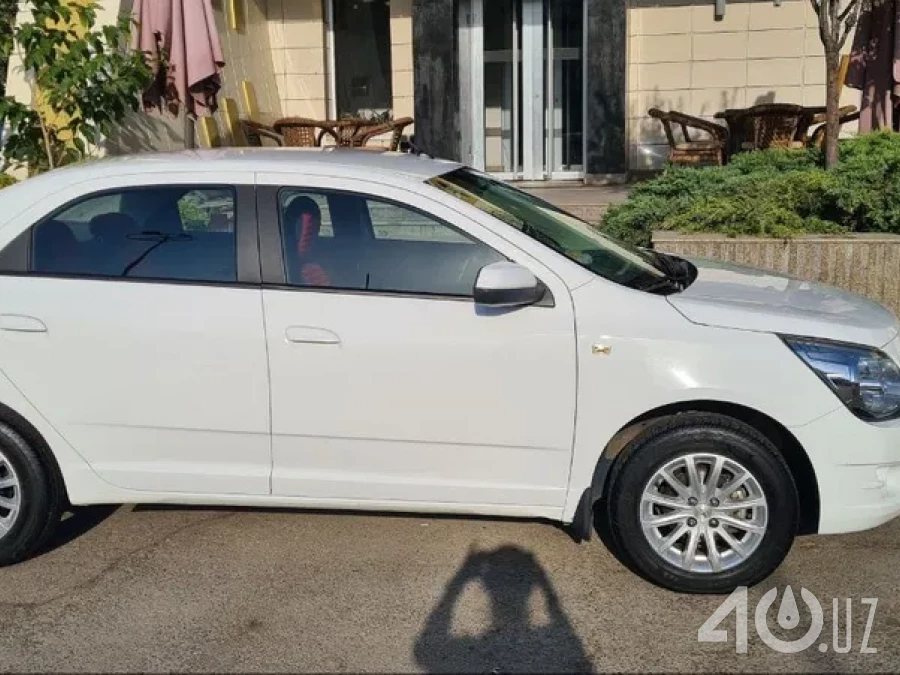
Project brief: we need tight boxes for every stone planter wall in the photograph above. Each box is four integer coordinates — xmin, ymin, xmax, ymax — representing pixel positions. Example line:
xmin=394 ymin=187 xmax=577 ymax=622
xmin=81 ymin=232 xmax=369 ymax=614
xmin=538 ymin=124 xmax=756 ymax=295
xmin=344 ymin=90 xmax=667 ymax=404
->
xmin=652 ymin=232 xmax=900 ymax=318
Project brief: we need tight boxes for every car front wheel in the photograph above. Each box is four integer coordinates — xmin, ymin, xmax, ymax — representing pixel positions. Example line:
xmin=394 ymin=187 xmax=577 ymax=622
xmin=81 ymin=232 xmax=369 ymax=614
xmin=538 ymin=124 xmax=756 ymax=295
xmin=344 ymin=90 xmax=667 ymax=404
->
xmin=605 ymin=412 xmax=799 ymax=594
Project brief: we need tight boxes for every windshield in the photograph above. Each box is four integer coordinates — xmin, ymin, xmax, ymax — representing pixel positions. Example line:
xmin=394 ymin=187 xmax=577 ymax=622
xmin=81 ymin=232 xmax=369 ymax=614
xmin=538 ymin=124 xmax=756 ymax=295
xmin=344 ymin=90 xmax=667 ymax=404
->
xmin=428 ymin=168 xmax=674 ymax=291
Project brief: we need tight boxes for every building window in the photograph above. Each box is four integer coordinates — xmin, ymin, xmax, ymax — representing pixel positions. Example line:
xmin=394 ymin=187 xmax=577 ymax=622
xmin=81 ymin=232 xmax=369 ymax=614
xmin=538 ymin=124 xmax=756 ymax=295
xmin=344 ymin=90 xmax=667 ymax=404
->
xmin=333 ymin=0 xmax=393 ymax=118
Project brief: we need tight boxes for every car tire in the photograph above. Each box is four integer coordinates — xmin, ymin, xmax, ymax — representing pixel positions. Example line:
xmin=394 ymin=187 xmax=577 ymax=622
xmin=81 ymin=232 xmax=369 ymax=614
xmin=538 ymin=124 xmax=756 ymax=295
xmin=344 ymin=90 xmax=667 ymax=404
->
xmin=0 ymin=422 xmax=63 ymax=566
xmin=605 ymin=412 xmax=799 ymax=594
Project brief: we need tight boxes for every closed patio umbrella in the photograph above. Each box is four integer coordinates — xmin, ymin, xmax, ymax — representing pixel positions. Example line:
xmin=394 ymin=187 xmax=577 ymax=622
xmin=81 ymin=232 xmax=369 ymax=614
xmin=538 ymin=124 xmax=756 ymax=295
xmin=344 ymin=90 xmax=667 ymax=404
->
xmin=132 ymin=0 xmax=225 ymax=120
xmin=845 ymin=0 xmax=900 ymax=131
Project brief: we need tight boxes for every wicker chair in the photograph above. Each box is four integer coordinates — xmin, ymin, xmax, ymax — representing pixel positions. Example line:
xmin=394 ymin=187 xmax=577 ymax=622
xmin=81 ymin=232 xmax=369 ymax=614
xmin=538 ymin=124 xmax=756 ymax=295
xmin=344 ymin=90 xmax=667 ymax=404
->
xmin=241 ymin=119 xmax=285 ymax=147
xmin=352 ymin=117 xmax=415 ymax=150
xmin=716 ymin=104 xmax=810 ymax=156
xmin=340 ymin=120 xmax=373 ymax=147
xmin=807 ymin=106 xmax=860 ymax=148
xmin=648 ymin=108 xmax=729 ymax=167
xmin=272 ymin=117 xmax=340 ymax=147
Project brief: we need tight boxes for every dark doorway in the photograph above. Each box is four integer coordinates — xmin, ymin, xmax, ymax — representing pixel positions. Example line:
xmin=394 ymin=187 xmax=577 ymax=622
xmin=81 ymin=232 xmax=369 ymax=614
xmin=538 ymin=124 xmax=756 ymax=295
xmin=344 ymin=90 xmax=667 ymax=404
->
xmin=333 ymin=0 xmax=394 ymax=117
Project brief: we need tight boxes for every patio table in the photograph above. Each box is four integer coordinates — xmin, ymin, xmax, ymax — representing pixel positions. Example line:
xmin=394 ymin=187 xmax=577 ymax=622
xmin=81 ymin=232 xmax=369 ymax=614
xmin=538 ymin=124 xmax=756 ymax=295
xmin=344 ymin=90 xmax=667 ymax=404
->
xmin=714 ymin=104 xmax=819 ymax=156
xmin=713 ymin=104 xmax=857 ymax=156
xmin=715 ymin=103 xmax=857 ymax=157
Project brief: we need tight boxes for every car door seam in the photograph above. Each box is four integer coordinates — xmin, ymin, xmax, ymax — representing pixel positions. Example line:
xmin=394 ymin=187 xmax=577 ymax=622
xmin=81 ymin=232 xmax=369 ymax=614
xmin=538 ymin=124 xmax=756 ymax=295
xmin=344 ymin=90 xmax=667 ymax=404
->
xmin=259 ymin=291 xmax=276 ymax=496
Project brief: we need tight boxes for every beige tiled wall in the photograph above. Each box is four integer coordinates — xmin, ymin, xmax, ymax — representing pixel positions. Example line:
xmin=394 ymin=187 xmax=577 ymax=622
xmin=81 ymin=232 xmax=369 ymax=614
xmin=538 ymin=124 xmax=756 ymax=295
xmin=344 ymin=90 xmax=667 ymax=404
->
xmin=217 ymin=0 xmax=283 ymax=124
xmin=628 ymin=0 xmax=861 ymax=170
xmin=390 ymin=0 xmax=415 ymax=123
xmin=267 ymin=0 xmax=327 ymax=119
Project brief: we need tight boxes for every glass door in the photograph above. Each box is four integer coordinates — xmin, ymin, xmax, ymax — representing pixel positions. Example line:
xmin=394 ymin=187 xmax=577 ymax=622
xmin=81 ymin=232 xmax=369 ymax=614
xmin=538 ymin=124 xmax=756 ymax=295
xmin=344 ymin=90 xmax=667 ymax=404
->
xmin=326 ymin=0 xmax=394 ymax=119
xmin=483 ymin=0 xmax=519 ymax=175
xmin=548 ymin=0 xmax=585 ymax=177
xmin=458 ymin=0 xmax=585 ymax=180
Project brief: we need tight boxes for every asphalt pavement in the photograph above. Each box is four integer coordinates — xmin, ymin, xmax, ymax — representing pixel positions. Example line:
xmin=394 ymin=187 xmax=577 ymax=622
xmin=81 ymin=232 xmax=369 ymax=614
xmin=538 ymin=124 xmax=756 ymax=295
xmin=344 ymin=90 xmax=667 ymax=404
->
xmin=0 ymin=504 xmax=897 ymax=673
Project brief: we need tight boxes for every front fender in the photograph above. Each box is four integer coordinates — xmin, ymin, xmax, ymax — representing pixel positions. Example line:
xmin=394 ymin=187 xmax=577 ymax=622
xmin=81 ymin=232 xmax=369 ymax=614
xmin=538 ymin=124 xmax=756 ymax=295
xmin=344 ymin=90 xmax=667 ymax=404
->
xmin=562 ymin=281 xmax=841 ymax=523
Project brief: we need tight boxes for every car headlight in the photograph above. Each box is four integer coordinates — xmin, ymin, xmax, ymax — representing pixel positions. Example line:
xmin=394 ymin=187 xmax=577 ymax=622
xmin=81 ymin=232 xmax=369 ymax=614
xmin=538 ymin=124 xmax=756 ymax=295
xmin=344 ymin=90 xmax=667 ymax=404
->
xmin=782 ymin=336 xmax=900 ymax=421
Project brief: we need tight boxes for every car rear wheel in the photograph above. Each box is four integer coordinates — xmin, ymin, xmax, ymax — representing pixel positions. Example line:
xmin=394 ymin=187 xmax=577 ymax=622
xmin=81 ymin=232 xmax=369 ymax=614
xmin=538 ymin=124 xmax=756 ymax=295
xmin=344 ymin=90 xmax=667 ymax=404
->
xmin=0 ymin=423 xmax=63 ymax=566
xmin=605 ymin=412 xmax=799 ymax=594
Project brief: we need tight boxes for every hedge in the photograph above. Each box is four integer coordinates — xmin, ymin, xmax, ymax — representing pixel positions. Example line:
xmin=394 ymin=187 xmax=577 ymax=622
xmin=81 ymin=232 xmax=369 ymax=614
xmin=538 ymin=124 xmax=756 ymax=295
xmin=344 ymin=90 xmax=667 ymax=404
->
xmin=0 ymin=173 xmax=16 ymax=189
xmin=601 ymin=131 xmax=900 ymax=247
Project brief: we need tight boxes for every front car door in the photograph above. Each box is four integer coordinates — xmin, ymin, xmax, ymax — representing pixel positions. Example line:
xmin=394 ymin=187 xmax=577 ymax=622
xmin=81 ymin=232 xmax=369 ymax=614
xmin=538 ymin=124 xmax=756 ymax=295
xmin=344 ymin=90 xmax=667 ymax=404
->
xmin=257 ymin=172 xmax=577 ymax=515
xmin=0 ymin=173 xmax=271 ymax=495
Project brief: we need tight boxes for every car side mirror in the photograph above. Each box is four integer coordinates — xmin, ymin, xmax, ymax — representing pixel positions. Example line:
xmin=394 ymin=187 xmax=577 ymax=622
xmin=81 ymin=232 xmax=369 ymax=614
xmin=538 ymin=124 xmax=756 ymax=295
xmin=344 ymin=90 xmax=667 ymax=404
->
xmin=473 ymin=261 xmax=546 ymax=308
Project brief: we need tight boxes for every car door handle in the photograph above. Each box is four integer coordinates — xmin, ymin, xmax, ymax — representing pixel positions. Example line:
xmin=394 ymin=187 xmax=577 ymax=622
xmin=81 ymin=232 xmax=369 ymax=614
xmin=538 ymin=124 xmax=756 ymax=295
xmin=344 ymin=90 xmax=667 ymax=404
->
xmin=285 ymin=326 xmax=341 ymax=345
xmin=0 ymin=314 xmax=47 ymax=333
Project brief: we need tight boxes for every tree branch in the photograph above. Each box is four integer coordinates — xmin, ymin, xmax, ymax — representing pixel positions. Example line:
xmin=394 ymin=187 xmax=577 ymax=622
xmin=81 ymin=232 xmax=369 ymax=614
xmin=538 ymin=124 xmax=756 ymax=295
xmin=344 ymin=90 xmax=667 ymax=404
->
xmin=837 ymin=0 xmax=859 ymax=23
xmin=839 ymin=22 xmax=855 ymax=47
xmin=36 ymin=111 xmax=55 ymax=170
xmin=837 ymin=0 xmax=862 ymax=48
xmin=27 ymin=76 xmax=56 ymax=171
xmin=829 ymin=0 xmax=843 ymax=43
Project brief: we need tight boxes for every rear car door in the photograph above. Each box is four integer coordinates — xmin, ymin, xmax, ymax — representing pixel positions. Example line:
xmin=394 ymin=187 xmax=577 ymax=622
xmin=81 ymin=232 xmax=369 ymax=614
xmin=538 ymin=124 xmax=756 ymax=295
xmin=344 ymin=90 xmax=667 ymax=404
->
xmin=0 ymin=173 xmax=271 ymax=495
xmin=256 ymin=173 xmax=578 ymax=513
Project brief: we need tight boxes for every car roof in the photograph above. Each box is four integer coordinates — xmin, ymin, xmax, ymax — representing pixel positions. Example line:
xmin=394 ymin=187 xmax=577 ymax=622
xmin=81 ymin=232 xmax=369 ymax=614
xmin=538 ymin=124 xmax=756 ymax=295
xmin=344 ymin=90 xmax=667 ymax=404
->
xmin=51 ymin=148 xmax=462 ymax=182
xmin=0 ymin=149 xmax=465 ymax=229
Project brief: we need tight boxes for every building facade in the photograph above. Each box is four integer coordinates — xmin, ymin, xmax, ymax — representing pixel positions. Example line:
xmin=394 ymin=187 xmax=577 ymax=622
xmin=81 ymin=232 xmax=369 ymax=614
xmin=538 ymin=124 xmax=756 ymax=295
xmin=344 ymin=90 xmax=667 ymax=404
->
xmin=4 ymin=0 xmax=861 ymax=183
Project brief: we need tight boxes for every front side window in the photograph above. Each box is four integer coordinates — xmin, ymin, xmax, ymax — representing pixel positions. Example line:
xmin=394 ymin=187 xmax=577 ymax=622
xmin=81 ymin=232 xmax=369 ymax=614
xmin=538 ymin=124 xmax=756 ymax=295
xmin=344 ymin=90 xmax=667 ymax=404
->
xmin=368 ymin=201 xmax=473 ymax=244
xmin=278 ymin=188 xmax=504 ymax=296
xmin=31 ymin=186 xmax=237 ymax=282
xmin=428 ymin=168 xmax=670 ymax=291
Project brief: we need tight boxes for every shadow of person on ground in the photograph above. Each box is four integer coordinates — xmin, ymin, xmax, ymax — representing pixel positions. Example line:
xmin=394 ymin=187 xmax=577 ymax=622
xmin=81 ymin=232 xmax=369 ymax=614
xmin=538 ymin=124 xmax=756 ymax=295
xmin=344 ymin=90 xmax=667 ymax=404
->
xmin=414 ymin=545 xmax=594 ymax=674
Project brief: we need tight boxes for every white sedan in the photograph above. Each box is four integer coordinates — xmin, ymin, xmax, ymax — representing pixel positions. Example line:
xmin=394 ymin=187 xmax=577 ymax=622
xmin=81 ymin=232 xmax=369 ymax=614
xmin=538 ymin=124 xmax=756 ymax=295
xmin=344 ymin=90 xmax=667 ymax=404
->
xmin=0 ymin=149 xmax=897 ymax=593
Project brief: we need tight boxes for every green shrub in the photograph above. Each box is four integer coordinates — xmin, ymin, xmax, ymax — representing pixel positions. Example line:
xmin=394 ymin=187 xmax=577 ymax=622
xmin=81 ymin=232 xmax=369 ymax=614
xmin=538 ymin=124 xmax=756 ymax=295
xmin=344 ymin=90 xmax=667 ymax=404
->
xmin=601 ymin=131 xmax=900 ymax=246
xmin=726 ymin=146 xmax=820 ymax=174
xmin=0 ymin=174 xmax=17 ymax=190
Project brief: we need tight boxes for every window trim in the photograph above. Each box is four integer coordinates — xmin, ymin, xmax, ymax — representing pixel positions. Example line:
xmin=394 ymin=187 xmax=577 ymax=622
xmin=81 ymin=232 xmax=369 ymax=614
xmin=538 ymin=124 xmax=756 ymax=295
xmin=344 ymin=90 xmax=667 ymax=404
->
xmin=0 ymin=226 xmax=30 ymax=274
xmin=258 ymin=185 xmax=522 ymax=301
xmin=17 ymin=184 xmax=260 ymax=287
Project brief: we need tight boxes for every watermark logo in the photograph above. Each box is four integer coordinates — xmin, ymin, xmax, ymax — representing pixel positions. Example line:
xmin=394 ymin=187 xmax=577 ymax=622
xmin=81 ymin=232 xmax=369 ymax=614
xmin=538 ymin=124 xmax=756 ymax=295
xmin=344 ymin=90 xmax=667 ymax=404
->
xmin=698 ymin=586 xmax=878 ymax=654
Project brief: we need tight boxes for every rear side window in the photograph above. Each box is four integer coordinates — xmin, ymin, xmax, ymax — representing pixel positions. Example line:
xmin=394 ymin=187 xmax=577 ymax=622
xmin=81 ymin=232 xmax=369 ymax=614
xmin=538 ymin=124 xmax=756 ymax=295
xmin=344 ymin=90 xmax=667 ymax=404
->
xmin=31 ymin=186 xmax=237 ymax=282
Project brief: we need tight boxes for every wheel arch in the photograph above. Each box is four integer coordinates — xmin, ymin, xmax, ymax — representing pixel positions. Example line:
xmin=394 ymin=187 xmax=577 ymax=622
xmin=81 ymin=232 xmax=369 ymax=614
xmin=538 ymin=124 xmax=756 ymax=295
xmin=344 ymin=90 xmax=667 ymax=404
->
xmin=572 ymin=400 xmax=820 ymax=541
xmin=0 ymin=400 xmax=69 ymax=505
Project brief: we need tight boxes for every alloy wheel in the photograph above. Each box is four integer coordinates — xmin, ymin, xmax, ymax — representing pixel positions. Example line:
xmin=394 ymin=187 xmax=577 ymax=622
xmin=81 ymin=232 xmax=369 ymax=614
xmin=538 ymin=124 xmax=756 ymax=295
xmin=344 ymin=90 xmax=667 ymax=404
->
xmin=0 ymin=450 xmax=21 ymax=539
xmin=639 ymin=453 xmax=768 ymax=574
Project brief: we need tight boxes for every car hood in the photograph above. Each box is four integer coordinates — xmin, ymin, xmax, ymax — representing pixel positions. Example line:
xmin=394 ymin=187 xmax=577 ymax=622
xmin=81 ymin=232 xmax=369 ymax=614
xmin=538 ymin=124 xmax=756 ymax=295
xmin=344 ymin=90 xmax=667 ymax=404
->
xmin=668 ymin=257 xmax=900 ymax=348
